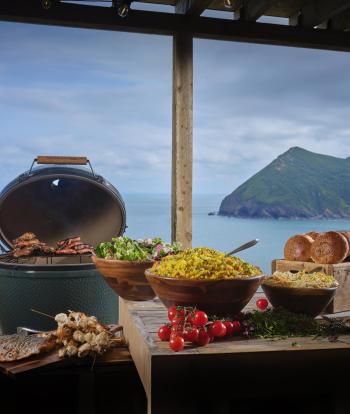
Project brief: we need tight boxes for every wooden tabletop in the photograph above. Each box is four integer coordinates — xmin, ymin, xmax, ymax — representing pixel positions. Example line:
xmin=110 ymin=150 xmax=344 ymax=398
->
xmin=119 ymin=293 xmax=350 ymax=414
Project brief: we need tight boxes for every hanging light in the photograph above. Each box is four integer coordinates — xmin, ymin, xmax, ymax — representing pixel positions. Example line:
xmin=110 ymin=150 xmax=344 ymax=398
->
xmin=224 ymin=0 xmax=233 ymax=8
xmin=112 ymin=0 xmax=132 ymax=18
xmin=41 ymin=0 xmax=54 ymax=9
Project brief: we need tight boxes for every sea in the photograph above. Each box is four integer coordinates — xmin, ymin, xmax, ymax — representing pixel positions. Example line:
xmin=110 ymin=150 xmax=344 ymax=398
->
xmin=124 ymin=193 xmax=350 ymax=274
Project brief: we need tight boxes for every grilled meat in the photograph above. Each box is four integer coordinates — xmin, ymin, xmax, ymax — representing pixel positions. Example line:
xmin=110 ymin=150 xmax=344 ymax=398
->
xmin=15 ymin=239 xmax=43 ymax=248
xmin=12 ymin=232 xmax=36 ymax=244
xmin=10 ymin=233 xmax=94 ymax=257
xmin=13 ymin=247 xmax=35 ymax=258
xmin=56 ymin=238 xmax=94 ymax=255
xmin=55 ymin=249 xmax=77 ymax=255
xmin=57 ymin=237 xmax=81 ymax=247
xmin=0 ymin=333 xmax=56 ymax=362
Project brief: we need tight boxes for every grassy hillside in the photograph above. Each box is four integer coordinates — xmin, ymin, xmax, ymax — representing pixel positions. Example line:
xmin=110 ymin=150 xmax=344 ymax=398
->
xmin=219 ymin=147 xmax=350 ymax=219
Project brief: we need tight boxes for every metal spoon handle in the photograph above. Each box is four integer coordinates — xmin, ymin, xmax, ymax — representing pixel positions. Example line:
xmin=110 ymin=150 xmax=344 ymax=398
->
xmin=226 ymin=239 xmax=259 ymax=257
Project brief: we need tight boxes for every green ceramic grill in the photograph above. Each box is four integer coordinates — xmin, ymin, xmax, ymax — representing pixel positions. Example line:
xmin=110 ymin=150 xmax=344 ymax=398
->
xmin=0 ymin=156 xmax=126 ymax=334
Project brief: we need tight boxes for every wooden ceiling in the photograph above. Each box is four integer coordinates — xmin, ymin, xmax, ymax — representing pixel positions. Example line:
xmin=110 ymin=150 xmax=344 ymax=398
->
xmin=1 ymin=1 xmax=350 ymax=51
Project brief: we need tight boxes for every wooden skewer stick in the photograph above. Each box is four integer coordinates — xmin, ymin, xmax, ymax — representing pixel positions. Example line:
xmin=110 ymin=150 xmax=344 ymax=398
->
xmin=30 ymin=308 xmax=55 ymax=320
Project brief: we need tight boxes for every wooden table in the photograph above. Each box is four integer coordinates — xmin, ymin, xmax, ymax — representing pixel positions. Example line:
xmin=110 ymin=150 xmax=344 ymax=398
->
xmin=120 ymin=294 xmax=350 ymax=414
xmin=0 ymin=347 xmax=147 ymax=414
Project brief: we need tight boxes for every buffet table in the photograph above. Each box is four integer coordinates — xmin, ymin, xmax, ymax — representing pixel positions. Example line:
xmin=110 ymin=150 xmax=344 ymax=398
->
xmin=120 ymin=293 xmax=350 ymax=414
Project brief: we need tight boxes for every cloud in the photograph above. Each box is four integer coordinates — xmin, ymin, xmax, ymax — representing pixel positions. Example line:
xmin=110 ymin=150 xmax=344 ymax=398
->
xmin=0 ymin=22 xmax=350 ymax=196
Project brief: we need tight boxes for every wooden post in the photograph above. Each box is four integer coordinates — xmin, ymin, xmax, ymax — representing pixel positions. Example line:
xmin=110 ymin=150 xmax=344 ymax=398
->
xmin=172 ymin=30 xmax=193 ymax=249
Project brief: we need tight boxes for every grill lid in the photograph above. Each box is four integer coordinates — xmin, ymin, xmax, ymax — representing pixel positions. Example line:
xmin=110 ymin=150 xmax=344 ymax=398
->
xmin=0 ymin=156 xmax=126 ymax=250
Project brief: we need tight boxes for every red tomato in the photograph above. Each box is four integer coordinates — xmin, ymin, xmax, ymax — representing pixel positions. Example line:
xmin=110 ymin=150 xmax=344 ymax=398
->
xmin=231 ymin=321 xmax=241 ymax=334
xmin=192 ymin=311 xmax=208 ymax=327
xmin=157 ymin=325 xmax=171 ymax=341
xmin=196 ymin=328 xmax=210 ymax=347
xmin=171 ymin=316 xmax=185 ymax=326
xmin=223 ymin=321 xmax=234 ymax=337
xmin=208 ymin=320 xmax=227 ymax=338
xmin=185 ymin=327 xmax=199 ymax=343
xmin=168 ymin=306 xmax=177 ymax=321
xmin=171 ymin=325 xmax=184 ymax=337
xmin=256 ymin=298 xmax=269 ymax=311
xmin=170 ymin=335 xmax=185 ymax=352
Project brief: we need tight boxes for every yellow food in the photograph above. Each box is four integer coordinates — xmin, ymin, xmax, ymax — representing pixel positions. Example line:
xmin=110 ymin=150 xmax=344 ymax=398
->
xmin=151 ymin=247 xmax=261 ymax=280
xmin=264 ymin=271 xmax=338 ymax=289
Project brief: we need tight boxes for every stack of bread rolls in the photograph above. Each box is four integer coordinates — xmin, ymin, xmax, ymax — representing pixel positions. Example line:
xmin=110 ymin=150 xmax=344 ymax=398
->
xmin=284 ymin=231 xmax=350 ymax=264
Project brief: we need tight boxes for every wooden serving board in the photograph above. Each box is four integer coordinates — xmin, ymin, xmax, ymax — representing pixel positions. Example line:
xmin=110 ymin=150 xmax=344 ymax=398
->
xmin=0 ymin=347 xmax=131 ymax=377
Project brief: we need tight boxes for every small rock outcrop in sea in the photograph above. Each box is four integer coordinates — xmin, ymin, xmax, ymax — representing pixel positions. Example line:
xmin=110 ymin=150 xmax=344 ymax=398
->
xmin=219 ymin=147 xmax=350 ymax=220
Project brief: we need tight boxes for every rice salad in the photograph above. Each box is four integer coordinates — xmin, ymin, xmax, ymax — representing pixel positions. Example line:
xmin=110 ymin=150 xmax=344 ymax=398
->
xmin=151 ymin=247 xmax=261 ymax=280
xmin=264 ymin=271 xmax=338 ymax=289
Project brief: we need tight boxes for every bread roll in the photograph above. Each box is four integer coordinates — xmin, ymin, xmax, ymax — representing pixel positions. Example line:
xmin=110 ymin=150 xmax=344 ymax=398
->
xmin=310 ymin=231 xmax=349 ymax=264
xmin=284 ymin=235 xmax=314 ymax=262
xmin=305 ymin=231 xmax=321 ymax=241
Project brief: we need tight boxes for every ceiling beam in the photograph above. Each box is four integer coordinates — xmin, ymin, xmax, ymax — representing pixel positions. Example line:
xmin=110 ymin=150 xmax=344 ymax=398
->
xmin=289 ymin=0 xmax=350 ymax=28
xmin=234 ymin=0 xmax=275 ymax=22
xmin=1 ymin=1 xmax=350 ymax=52
xmin=175 ymin=0 xmax=213 ymax=16
xmin=329 ymin=8 xmax=350 ymax=31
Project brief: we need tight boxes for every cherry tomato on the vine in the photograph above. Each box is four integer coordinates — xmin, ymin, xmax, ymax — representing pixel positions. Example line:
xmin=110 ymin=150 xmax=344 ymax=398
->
xmin=185 ymin=327 xmax=199 ymax=343
xmin=157 ymin=324 xmax=171 ymax=341
xmin=170 ymin=335 xmax=185 ymax=352
xmin=231 ymin=321 xmax=241 ymax=334
xmin=208 ymin=320 xmax=227 ymax=338
xmin=256 ymin=298 xmax=269 ymax=311
xmin=196 ymin=328 xmax=210 ymax=346
xmin=223 ymin=321 xmax=234 ymax=337
xmin=192 ymin=311 xmax=208 ymax=327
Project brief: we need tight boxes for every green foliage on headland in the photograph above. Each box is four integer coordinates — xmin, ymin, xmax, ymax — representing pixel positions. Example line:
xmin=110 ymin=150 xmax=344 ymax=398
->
xmin=219 ymin=147 xmax=350 ymax=219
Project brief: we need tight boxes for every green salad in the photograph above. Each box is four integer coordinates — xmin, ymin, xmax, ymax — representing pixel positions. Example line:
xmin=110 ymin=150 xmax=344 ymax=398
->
xmin=96 ymin=236 xmax=181 ymax=261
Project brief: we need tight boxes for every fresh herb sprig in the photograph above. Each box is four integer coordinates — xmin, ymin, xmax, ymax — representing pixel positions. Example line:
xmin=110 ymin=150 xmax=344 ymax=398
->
xmin=239 ymin=308 xmax=349 ymax=340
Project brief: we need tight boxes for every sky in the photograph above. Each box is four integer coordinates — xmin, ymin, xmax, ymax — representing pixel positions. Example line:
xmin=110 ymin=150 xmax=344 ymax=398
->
xmin=1 ymin=4 xmax=350 ymax=195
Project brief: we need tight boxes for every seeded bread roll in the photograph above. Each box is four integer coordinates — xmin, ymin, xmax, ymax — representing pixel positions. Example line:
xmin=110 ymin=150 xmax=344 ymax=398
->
xmin=305 ymin=231 xmax=321 ymax=241
xmin=310 ymin=231 xmax=349 ymax=264
xmin=284 ymin=235 xmax=314 ymax=262
xmin=340 ymin=231 xmax=350 ymax=250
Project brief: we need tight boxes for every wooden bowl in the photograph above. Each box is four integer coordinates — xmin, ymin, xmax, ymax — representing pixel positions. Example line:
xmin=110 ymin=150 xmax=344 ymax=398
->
xmin=145 ymin=270 xmax=265 ymax=315
xmin=262 ymin=283 xmax=337 ymax=317
xmin=93 ymin=256 xmax=156 ymax=301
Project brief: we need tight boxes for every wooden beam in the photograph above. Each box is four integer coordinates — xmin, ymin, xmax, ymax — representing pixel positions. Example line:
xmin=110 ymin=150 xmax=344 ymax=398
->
xmin=289 ymin=0 xmax=350 ymax=28
xmin=175 ymin=0 xmax=213 ymax=16
xmin=330 ymin=8 xmax=350 ymax=31
xmin=172 ymin=31 xmax=193 ymax=249
xmin=234 ymin=0 xmax=275 ymax=22
xmin=2 ymin=2 xmax=350 ymax=52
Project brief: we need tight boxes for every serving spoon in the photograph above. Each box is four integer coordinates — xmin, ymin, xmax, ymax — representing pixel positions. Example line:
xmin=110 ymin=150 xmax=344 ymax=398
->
xmin=226 ymin=239 xmax=259 ymax=257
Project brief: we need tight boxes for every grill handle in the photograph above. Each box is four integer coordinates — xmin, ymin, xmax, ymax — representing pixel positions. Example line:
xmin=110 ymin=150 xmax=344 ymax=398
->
xmin=28 ymin=156 xmax=96 ymax=178
xmin=36 ymin=156 xmax=88 ymax=165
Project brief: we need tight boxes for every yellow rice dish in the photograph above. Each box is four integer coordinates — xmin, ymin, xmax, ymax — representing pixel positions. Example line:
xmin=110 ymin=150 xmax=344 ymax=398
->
xmin=264 ymin=271 xmax=338 ymax=289
xmin=151 ymin=247 xmax=261 ymax=280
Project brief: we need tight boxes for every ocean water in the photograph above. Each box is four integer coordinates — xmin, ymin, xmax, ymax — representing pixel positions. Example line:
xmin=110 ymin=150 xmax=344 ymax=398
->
xmin=124 ymin=193 xmax=350 ymax=274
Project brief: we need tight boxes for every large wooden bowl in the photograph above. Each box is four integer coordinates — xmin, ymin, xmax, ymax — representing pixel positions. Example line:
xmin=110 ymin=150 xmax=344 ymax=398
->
xmin=93 ymin=256 xmax=156 ymax=301
xmin=262 ymin=283 xmax=337 ymax=317
xmin=145 ymin=270 xmax=265 ymax=315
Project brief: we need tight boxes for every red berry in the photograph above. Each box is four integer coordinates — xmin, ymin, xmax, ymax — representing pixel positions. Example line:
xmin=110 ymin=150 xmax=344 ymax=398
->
xmin=196 ymin=328 xmax=210 ymax=347
xmin=192 ymin=311 xmax=208 ymax=327
xmin=231 ymin=321 xmax=241 ymax=334
xmin=171 ymin=325 xmax=184 ymax=338
xmin=223 ymin=321 xmax=234 ymax=337
xmin=157 ymin=325 xmax=171 ymax=341
xmin=208 ymin=320 xmax=227 ymax=338
xmin=185 ymin=327 xmax=199 ymax=343
xmin=256 ymin=298 xmax=268 ymax=311
xmin=170 ymin=335 xmax=185 ymax=352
